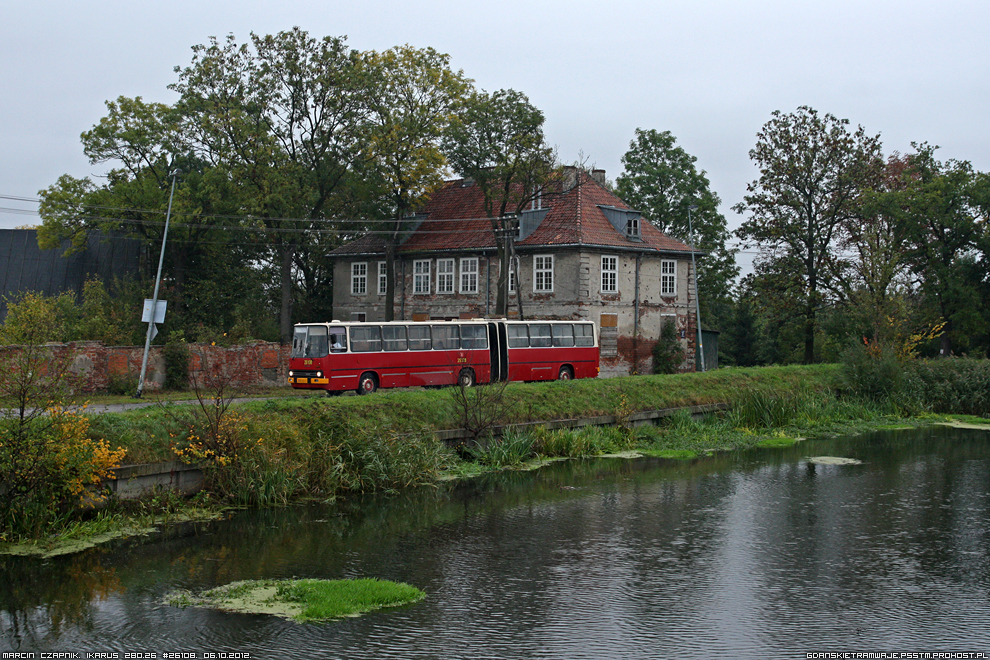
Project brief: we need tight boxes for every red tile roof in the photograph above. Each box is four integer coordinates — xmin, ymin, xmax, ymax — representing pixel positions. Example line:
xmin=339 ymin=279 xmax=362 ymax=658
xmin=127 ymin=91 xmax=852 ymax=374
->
xmin=329 ymin=172 xmax=693 ymax=256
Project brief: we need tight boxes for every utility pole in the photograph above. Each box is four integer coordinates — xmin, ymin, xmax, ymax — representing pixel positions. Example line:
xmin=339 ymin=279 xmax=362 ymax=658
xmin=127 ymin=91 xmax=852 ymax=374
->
xmin=135 ymin=170 xmax=178 ymax=398
xmin=687 ymin=203 xmax=705 ymax=372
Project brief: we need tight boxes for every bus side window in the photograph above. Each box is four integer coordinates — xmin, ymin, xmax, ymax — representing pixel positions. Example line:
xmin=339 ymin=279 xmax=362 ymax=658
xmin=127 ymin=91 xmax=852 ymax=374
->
xmin=552 ymin=324 xmax=574 ymax=347
xmin=507 ymin=324 xmax=529 ymax=348
xmin=350 ymin=326 xmax=382 ymax=352
xmin=529 ymin=324 xmax=552 ymax=348
xmin=460 ymin=324 xmax=487 ymax=349
xmin=431 ymin=325 xmax=460 ymax=350
xmin=382 ymin=325 xmax=408 ymax=351
xmin=574 ymin=324 xmax=595 ymax=346
xmin=329 ymin=327 xmax=347 ymax=352
xmin=408 ymin=325 xmax=431 ymax=350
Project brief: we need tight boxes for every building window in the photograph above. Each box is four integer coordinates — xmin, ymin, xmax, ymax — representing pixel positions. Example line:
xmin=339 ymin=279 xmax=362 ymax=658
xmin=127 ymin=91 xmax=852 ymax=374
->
xmin=351 ymin=262 xmax=367 ymax=295
xmin=508 ymin=256 xmax=519 ymax=293
xmin=661 ymin=259 xmax=677 ymax=296
xmin=377 ymin=261 xmax=388 ymax=296
xmin=437 ymin=258 xmax=454 ymax=294
xmin=413 ymin=260 xmax=431 ymax=294
xmin=534 ymin=254 xmax=553 ymax=293
xmin=627 ymin=216 xmax=640 ymax=238
xmin=601 ymin=255 xmax=617 ymax=293
xmin=460 ymin=257 xmax=479 ymax=294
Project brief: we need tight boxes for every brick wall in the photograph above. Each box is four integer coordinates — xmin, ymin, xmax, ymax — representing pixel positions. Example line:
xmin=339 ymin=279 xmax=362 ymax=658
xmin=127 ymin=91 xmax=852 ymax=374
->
xmin=6 ymin=341 xmax=290 ymax=393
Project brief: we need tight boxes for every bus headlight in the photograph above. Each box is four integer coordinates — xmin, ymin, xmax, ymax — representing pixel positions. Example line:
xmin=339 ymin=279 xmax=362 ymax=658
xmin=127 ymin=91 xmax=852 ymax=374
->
xmin=289 ymin=370 xmax=294 ymax=377
xmin=317 ymin=371 xmax=323 ymax=378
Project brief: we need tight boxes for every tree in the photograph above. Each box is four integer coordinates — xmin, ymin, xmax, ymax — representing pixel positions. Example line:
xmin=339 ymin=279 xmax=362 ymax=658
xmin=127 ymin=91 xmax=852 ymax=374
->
xmin=170 ymin=29 xmax=367 ymax=341
xmin=831 ymin=153 xmax=916 ymax=346
xmin=443 ymin=89 xmax=557 ymax=316
xmin=734 ymin=106 xmax=883 ymax=363
xmin=651 ymin=317 xmax=685 ymax=374
xmin=37 ymin=98 xmax=270 ymax=342
xmin=359 ymin=45 xmax=472 ymax=321
xmin=615 ymin=129 xmax=738 ymax=326
xmin=895 ymin=144 xmax=988 ymax=356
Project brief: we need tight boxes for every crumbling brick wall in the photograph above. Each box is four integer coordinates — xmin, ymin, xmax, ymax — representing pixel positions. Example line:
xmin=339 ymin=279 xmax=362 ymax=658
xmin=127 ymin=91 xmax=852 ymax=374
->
xmin=3 ymin=341 xmax=290 ymax=393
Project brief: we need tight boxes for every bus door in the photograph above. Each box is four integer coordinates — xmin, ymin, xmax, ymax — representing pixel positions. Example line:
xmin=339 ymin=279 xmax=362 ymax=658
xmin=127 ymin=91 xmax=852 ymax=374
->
xmin=488 ymin=322 xmax=508 ymax=381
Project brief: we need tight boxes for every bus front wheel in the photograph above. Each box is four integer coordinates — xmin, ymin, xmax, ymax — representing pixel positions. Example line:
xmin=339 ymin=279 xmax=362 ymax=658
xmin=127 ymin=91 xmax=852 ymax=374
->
xmin=558 ymin=365 xmax=574 ymax=381
xmin=357 ymin=372 xmax=378 ymax=395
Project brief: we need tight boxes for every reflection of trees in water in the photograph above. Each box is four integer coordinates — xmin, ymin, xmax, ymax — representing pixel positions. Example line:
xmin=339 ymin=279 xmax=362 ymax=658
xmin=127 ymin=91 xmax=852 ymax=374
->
xmin=0 ymin=552 xmax=122 ymax=646
xmin=3 ymin=427 xmax=988 ymax=651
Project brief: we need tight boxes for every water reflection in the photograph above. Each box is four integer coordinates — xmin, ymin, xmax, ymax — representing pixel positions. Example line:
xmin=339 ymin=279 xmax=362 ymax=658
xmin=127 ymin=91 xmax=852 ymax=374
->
xmin=2 ymin=426 xmax=989 ymax=658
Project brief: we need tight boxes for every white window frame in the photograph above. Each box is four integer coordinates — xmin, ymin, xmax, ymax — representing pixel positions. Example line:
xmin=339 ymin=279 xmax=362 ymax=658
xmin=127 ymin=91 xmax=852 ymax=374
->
xmin=508 ymin=256 xmax=520 ymax=293
xmin=627 ymin=216 xmax=640 ymax=238
xmin=436 ymin=258 xmax=455 ymax=294
xmin=460 ymin=257 xmax=479 ymax=294
xmin=377 ymin=261 xmax=388 ymax=296
xmin=413 ymin=259 xmax=431 ymax=295
xmin=661 ymin=259 xmax=677 ymax=296
xmin=534 ymin=254 xmax=554 ymax=293
xmin=351 ymin=262 xmax=367 ymax=296
xmin=601 ymin=255 xmax=617 ymax=293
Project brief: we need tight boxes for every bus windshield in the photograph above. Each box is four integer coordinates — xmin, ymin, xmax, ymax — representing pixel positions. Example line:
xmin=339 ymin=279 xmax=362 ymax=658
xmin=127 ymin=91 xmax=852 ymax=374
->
xmin=291 ymin=325 xmax=330 ymax=358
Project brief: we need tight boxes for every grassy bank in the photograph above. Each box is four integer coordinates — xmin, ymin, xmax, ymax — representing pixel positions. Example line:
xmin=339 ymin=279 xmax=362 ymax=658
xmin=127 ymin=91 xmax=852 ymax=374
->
xmin=7 ymin=360 xmax=988 ymax=547
xmin=92 ymin=364 xmax=843 ymax=464
xmin=83 ymin=363 xmax=918 ymax=507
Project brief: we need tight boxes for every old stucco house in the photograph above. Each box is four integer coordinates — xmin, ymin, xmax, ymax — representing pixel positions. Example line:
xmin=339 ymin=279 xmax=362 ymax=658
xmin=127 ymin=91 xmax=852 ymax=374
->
xmin=328 ymin=169 xmax=700 ymax=376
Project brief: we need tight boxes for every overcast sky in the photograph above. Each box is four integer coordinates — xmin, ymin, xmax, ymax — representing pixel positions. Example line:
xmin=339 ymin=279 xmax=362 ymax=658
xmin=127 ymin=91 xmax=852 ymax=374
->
xmin=3 ymin=0 xmax=988 ymax=259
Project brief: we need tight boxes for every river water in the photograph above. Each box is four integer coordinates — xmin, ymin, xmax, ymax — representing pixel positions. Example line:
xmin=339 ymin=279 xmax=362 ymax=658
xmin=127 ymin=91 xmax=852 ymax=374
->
xmin=2 ymin=425 xmax=989 ymax=659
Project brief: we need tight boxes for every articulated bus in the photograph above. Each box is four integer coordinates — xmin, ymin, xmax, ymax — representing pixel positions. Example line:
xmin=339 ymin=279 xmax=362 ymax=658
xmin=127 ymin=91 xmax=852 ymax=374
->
xmin=288 ymin=319 xmax=599 ymax=395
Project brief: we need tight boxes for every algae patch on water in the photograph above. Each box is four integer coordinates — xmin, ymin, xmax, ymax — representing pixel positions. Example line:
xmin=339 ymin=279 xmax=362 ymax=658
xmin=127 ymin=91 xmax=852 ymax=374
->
xmin=938 ymin=416 xmax=990 ymax=431
xmin=807 ymin=456 xmax=864 ymax=466
xmin=168 ymin=578 xmax=425 ymax=622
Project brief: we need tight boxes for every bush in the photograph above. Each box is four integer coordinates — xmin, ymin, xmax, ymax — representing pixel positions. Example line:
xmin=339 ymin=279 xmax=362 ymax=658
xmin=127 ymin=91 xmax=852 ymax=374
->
xmin=0 ymin=338 xmax=125 ymax=540
xmin=653 ymin=318 xmax=686 ymax=374
xmin=840 ymin=339 xmax=907 ymax=402
xmin=163 ymin=335 xmax=191 ymax=391
xmin=106 ymin=371 xmax=138 ymax=396
xmin=910 ymin=358 xmax=990 ymax=416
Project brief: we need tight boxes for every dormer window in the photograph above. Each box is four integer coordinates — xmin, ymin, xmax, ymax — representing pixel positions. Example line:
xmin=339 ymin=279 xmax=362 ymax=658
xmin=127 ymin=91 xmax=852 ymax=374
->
xmin=531 ymin=188 xmax=543 ymax=211
xmin=626 ymin=216 xmax=640 ymax=239
xmin=599 ymin=205 xmax=644 ymax=242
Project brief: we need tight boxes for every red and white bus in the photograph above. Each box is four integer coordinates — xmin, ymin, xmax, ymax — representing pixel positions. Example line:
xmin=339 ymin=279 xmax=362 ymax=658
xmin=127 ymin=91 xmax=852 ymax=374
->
xmin=288 ymin=319 xmax=599 ymax=395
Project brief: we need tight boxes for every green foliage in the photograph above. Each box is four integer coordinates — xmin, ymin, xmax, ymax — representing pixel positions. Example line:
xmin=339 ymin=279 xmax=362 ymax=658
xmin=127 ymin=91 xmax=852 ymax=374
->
xmin=840 ymin=339 xmax=909 ymax=403
xmin=652 ymin=318 xmax=686 ymax=374
xmin=275 ymin=578 xmax=425 ymax=621
xmin=162 ymin=334 xmax=190 ymax=391
xmin=106 ymin=371 xmax=138 ymax=396
xmin=0 ymin=340 xmax=126 ymax=540
xmin=1 ymin=291 xmax=78 ymax=344
xmin=616 ymin=128 xmax=739 ymax=314
xmin=467 ymin=429 xmax=536 ymax=467
xmin=735 ymin=106 xmax=885 ymax=364
xmin=909 ymin=358 xmax=990 ymax=416
xmin=732 ymin=387 xmax=813 ymax=429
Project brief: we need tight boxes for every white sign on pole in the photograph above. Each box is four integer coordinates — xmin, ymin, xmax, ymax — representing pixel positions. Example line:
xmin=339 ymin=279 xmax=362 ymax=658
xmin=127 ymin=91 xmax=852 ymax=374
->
xmin=142 ymin=299 xmax=167 ymax=324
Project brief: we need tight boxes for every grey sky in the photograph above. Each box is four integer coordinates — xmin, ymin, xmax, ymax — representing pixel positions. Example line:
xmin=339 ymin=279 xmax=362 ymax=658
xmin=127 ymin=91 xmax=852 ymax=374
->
xmin=2 ymin=0 xmax=988 ymax=256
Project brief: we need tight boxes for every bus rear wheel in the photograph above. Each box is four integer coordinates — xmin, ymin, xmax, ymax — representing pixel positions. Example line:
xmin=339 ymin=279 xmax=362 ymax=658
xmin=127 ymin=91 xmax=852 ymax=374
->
xmin=557 ymin=365 xmax=574 ymax=381
xmin=357 ymin=372 xmax=378 ymax=395
xmin=458 ymin=368 xmax=476 ymax=388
